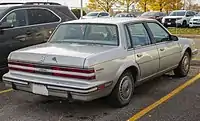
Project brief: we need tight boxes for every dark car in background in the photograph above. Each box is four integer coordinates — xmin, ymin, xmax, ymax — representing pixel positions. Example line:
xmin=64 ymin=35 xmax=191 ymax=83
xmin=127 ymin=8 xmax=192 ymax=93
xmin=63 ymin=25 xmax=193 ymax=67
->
xmin=0 ymin=2 xmax=77 ymax=72
xmin=115 ymin=13 xmax=136 ymax=17
xmin=140 ymin=11 xmax=167 ymax=22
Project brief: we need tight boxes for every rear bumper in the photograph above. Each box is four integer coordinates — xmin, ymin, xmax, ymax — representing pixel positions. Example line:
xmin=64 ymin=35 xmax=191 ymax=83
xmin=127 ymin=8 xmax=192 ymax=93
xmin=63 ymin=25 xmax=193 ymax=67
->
xmin=3 ymin=73 xmax=113 ymax=101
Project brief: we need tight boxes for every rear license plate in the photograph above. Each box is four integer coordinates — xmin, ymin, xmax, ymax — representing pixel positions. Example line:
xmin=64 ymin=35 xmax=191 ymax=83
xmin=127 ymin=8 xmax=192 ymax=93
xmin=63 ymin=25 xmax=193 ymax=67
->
xmin=32 ymin=84 xmax=48 ymax=96
xmin=167 ymin=23 xmax=171 ymax=25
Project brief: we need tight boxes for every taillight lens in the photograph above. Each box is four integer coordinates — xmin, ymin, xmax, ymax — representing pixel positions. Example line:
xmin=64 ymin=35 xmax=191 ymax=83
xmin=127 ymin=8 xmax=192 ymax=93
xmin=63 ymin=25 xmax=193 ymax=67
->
xmin=8 ymin=61 xmax=96 ymax=80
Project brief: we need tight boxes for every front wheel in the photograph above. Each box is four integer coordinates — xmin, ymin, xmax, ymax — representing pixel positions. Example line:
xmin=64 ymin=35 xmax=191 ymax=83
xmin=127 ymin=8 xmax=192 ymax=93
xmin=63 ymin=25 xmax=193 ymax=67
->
xmin=182 ymin=21 xmax=188 ymax=28
xmin=174 ymin=52 xmax=191 ymax=77
xmin=107 ymin=71 xmax=134 ymax=108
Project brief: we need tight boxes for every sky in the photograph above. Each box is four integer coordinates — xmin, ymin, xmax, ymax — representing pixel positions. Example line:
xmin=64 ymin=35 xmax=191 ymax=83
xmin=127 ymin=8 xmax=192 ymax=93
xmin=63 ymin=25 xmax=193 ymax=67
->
xmin=0 ymin=0 xmax=199 ymax=8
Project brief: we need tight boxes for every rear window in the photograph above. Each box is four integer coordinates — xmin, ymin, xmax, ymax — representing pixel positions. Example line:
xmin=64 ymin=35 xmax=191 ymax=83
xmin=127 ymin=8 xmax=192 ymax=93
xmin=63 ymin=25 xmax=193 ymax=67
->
xmin=50 ymin=23 xmax=119 ymax=46
xmin=27 ymin=9 xmax=60 ymax=25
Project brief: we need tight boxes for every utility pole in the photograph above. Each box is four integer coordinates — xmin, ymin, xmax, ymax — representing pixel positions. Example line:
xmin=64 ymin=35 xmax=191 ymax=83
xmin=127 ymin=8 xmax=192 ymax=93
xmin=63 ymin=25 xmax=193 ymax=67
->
xmin=80 ymin=0 xmax=83 ymax=19
xmin=183 ymin=0 xmax=186 ymax=10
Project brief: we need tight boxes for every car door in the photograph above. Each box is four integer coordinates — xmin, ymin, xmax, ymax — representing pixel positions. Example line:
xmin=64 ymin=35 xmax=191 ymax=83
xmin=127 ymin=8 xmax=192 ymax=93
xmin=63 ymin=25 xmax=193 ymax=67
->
xmin=185 ymin=11 xmax=194 ymax=23
xmin=126 ymin=23 xmax=159 ymax=80
xmin=146 ymin=22 xmax=182 ymax=72
xmin=26 ymin=8 xmax=61 ymax=46
xmin=0 ymin=9 xmax=28 ymax=68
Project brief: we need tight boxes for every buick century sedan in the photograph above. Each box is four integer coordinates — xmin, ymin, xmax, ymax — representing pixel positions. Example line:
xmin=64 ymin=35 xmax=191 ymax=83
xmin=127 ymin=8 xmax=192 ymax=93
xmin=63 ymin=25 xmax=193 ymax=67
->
xmin=3 ymin=18 xmax=198 ymax=107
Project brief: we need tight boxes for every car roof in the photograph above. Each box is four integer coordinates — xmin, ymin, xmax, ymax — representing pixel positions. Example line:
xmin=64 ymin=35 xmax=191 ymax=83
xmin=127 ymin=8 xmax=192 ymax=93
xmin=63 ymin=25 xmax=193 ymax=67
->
xmin=0 ymin=2 xmax=64 ymax=9
xmin=172 ymin=10 xmax=187 ymax=12
xmin=65 ymin=18 xmax=156 ymax=25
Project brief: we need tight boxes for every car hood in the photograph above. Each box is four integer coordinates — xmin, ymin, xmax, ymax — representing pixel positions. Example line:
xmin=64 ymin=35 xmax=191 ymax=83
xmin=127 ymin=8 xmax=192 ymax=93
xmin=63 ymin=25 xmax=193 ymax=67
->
xmin=191 ymin=16 xmax=200 ymax=19
xmin=82 ymin=16 xmax=97 ymax=19
xmin=163 ymin=16 xmax=184 ymax=19
xmin=9 ymin=43 xmax=116 ymax=68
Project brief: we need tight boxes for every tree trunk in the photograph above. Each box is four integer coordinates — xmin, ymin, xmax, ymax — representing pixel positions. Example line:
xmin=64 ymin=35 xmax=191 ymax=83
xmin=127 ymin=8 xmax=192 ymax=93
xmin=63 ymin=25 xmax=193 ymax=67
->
xmin=127 ymin=4 xmax=129 ymax=12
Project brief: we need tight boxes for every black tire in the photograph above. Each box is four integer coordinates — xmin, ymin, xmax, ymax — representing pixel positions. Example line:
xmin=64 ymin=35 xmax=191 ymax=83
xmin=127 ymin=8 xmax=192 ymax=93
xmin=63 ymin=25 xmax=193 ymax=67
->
xmin=174 ymin=52 xmax=191 ymax=77
xmin=182 ymin=21 xmax=188 ymax=28
xmin=107 ymin=71 xmax=134 ymax=108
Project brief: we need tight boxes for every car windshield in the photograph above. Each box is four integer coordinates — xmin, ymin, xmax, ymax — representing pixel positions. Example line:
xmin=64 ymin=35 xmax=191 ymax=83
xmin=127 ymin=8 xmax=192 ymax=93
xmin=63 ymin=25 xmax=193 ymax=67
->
xmin=50 ymin=23 xmax=119 ymax=46
xmin=169 ymin=11 xmax=186 ymax=16
xmin=86 ymin=12 xmax=99 ymax=16
xmin=141 ymin=12 xmax=156 ymax=16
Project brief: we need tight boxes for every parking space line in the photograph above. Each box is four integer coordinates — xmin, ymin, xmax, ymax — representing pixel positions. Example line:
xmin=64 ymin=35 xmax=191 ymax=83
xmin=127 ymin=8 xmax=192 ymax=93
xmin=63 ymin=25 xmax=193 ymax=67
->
xmin=0 ymin=88 xmax=13 ymax=94
xmin=128 ymin=73 xmax=200 ymax=121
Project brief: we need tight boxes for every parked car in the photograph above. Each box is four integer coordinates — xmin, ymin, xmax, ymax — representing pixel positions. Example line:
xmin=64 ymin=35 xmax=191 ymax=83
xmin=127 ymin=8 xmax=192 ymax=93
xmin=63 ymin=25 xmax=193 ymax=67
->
xmin=82 ymin=12 xmax=110 ymax=19
xmin=115 ymin=13 xmax=136 ymax=17
xmin=139 ymin=11 xmax=166 ymax=23
xmin=162 ymin=10 xmax=196 ymax=27
xmin=3 ymin=18 xmax=198 ymax=107
xmin=0 ymin=2 xmax=77 ymax=72
xmin=189 ymin=12 xmax=200 ymax=27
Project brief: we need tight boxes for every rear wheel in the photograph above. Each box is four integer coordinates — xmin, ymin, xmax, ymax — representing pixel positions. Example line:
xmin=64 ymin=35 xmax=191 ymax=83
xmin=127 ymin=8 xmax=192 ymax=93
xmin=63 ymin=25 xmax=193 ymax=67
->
xmin=174 ymin=52 xmax=191 ymax=77
xmin=107 ymin=71 xmax=134 ymax=108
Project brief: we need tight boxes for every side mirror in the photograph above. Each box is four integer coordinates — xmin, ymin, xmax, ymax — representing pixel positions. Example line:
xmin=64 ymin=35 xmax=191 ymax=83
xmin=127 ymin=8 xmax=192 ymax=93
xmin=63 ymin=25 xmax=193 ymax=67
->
xmin=170 ymin=35 xmax=178 ymax=41
xmin=0 ymin=22 xmax=13 ymax=29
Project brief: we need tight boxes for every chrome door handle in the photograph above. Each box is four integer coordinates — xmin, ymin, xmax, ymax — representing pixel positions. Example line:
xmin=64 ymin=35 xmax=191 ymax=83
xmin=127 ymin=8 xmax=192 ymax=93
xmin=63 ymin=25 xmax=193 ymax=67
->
xmin=137 ymin=54 xmax=143 ymax=58
xmin=160 ymin=48 xmax=165 ymax=51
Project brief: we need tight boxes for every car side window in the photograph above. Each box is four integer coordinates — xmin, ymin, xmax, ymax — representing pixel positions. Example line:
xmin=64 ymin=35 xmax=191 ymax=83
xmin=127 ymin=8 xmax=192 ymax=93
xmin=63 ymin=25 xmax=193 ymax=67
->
xmin=147 ymin=22 xmax=169 ymax=43
xmin=2 ymin=9 xmax=27 ymax=27
xmin=27 ymin=9 xmax=60 ymax=25
xmin=124 ymin=26 xmax=132 ymax=48
xmin=127 ymin=23 xmax=151 ymax=47
xmin=99 ymin=12 xmax=109 ymax=16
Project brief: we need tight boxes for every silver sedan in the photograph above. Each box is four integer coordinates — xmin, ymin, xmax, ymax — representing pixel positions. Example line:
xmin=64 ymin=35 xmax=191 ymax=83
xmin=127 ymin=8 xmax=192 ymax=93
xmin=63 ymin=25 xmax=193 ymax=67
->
xmin=3 ymin=18 xmax=198 ymax=108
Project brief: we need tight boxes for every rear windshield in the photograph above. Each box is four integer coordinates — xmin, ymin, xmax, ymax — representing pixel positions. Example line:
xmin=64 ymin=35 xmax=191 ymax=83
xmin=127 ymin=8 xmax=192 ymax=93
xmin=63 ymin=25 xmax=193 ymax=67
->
xmin=169 ymin=11 xmax=186 ymax=16
xmin=50 ymin=23 xmax=119 ymax=46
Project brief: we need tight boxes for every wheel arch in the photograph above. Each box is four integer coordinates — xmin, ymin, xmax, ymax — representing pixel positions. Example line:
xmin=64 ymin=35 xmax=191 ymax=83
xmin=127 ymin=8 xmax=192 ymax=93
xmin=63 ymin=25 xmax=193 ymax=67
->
xmin=113 ymin=62 xmax=140 ymax=88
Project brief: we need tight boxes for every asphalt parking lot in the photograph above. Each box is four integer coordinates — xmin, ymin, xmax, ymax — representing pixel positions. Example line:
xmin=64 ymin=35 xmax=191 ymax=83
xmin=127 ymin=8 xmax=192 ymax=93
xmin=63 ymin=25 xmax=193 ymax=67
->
xmin=0 ymin=67 xmax=199 ymax=121
xmin=0 ymin=39 xmax=200 ymax=121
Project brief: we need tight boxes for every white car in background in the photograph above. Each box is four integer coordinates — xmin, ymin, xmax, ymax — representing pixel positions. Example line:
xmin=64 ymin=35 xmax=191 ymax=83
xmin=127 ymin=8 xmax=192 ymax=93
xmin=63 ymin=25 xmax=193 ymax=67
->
xmin=189 ymin=13 xmax=200 ymax=27
xmin=81 ymin=12 xmax=110 ymax=19
xmin=162 ymin=10 xmax=196 ymax=27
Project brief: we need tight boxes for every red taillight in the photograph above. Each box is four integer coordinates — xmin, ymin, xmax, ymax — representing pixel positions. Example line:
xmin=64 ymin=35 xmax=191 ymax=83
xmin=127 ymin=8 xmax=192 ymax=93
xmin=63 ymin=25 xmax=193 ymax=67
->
xmin=8 ymin=61 xmax=34 ymax=67
xmin=51 ymin=66 xmax=96 ymax=80
xmin=8 ymin=61 xmax=96 ymax=80
xmin=51 ymin=66 xmax=94 ymax=73
xmin=9 ymin=67 xmax=34 ymax=73
xmin=8 ymin=61 xmax=34 ymax=73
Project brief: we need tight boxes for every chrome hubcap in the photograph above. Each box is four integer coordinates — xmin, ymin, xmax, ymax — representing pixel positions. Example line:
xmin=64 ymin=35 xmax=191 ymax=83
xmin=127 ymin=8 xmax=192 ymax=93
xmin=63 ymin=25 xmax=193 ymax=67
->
xmin=183 ymin=56 xmax=190 ymax=72
xmin=119 ymin=76 xmax=132 ymax=100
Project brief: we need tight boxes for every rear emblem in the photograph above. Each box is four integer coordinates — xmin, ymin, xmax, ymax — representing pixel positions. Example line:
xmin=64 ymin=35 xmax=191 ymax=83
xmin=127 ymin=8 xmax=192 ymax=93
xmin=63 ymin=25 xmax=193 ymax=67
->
xmin=52 ymin=57 xmax=57 ymax=63
xmin=39 ymin=56 xmax=46 ymax=63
